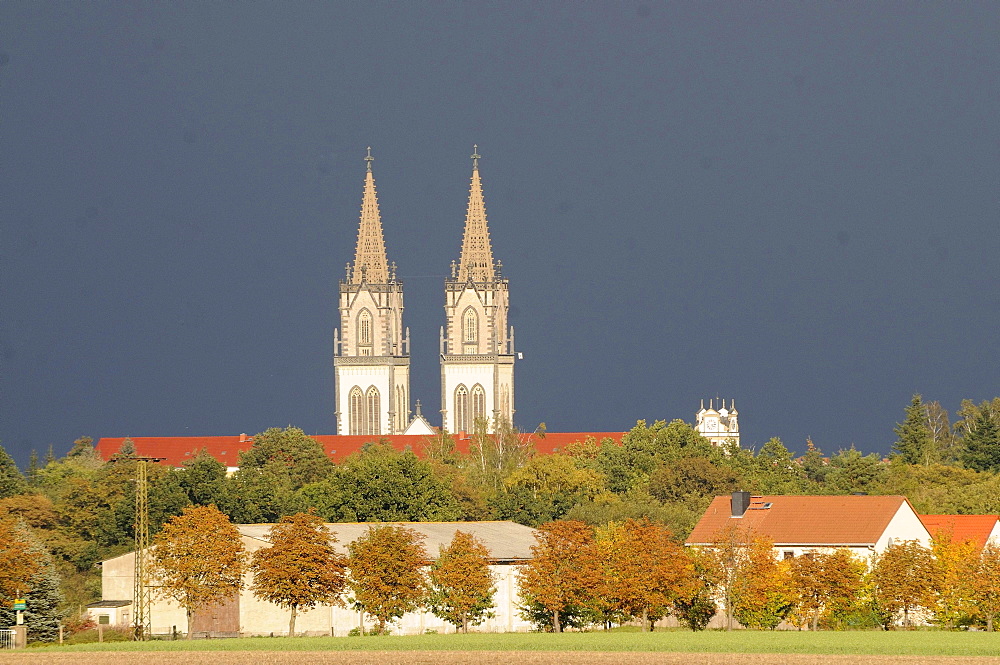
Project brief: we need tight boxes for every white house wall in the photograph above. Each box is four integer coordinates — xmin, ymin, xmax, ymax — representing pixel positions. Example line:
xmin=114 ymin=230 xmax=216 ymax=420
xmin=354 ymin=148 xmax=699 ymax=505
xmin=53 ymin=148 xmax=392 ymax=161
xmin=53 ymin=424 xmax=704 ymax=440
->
xmin=875 ymin=501 xmax=932 ymax=552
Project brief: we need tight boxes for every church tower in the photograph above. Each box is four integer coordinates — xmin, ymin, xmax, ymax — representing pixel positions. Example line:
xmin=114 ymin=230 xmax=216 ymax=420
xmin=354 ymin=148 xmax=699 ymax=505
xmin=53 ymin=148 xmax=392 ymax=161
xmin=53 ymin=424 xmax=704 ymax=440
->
xmin=333 ymin=148 xmax=410 ymax=435
xmin=440 ymin=146 xmax=515 ymax=433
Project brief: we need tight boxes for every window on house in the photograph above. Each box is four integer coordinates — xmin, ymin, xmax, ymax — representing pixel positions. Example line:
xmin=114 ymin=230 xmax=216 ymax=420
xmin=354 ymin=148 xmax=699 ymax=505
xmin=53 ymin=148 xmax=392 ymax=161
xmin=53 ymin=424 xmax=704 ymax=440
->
xmin=783 ymin=551 xmax=795 ymax=560
xmin=98 ymin=615 xmax=110 ymax=625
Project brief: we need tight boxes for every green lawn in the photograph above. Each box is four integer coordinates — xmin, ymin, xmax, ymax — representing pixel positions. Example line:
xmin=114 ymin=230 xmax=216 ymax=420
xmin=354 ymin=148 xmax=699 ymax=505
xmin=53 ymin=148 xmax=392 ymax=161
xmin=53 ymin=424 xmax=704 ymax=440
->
xmin=32 ymin=630 xmax=1000 ymax=657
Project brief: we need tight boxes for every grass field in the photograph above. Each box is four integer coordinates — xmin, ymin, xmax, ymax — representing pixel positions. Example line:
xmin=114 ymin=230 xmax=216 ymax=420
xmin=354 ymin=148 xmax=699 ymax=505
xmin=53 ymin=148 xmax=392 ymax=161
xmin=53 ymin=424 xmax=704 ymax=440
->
xmin=20 ymin=630 xmax=1000 ymax=657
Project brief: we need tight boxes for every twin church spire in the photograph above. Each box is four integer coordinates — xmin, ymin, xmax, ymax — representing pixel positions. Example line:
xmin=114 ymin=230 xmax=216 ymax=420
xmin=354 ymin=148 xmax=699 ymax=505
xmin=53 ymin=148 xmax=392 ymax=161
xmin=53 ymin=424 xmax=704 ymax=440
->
xmin=334 ymin=147 xmax=515 ymax=436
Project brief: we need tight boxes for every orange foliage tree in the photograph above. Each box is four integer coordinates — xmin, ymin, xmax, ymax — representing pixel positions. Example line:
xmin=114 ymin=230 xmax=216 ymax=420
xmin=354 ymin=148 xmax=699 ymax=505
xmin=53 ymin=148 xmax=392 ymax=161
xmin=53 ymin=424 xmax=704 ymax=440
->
xmin=347 ymin=525 xmax=428 ymax=634
xmin=730 ymin=536 xmax=794 ymax=630
xmin=598 ymin=518 xmax=696 ymax=631
xmin=0 ymin=517 xmax=39 ymax=599
xmin=250 ymin=511 xmax=348 ymax=636
xmin=518 ymin=520 xmax=604 ymax=632
xmin=788 ymin=549 xmax=866 ymax=630
xmin=427 ymin=530 xmax=496 ymax=633
xmin=871 ymin=539 xmax=935 ymax=629
xmin=930 ymin=530 xmax=978 ymax=628
xmin=151 ymin=505 xmax=247 ymax=638
xmin=703 ymin=523 xmax=750 ymax=630
xmin=973 ymin=543 xmax=1000 ymax=631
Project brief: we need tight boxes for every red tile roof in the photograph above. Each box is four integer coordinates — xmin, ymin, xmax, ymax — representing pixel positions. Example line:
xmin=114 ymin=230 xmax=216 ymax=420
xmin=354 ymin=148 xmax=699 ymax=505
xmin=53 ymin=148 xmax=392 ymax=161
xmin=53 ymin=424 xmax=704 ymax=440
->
xmin=686 ymin=494 xmax=918 ymax=547
xmin=94 ymin=431 xmax=624 ymax=468
xmin=919 ymin=514 xmax=1000 ymax=549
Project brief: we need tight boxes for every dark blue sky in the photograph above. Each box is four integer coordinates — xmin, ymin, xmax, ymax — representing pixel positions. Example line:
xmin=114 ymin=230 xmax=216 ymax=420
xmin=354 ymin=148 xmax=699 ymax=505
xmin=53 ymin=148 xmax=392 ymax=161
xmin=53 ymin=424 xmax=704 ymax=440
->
xmin=2 ymin=2 xmax=998 ymax=465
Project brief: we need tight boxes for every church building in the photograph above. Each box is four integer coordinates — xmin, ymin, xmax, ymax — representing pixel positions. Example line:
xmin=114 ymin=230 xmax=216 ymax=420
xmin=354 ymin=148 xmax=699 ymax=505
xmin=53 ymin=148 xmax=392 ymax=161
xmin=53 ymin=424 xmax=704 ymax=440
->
xmin=334 ymin=146 xmax=515 ymax=435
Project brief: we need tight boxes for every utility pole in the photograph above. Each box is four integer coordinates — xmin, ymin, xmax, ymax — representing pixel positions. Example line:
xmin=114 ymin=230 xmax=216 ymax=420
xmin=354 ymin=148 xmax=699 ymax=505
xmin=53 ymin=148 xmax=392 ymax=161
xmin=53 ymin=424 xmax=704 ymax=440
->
xmin=111 ymin=452 xmax=163 ymax=640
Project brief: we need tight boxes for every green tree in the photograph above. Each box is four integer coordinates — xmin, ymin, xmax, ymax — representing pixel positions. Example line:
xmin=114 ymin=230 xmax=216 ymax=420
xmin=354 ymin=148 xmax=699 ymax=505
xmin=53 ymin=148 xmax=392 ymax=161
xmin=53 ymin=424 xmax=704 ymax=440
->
xmin=66 ymin=436 xmax=94 ymax=458
xmin=427 ymin=530 xmax=496 ymax=633
xmin=974 ymin=543 xmax=1000 ymax=631
xmin=0 ymin=442 xmax=27 ymax=499
xmin=347 ymin=525 xmax=428 ymax=633
xmin=220 ymin=467 xmax=299 ymax=524
xmin=466 ymin=418 xmax=534 ymax=492
xmin=250 ymin=511 xmax=348 ymax=636
xmin=239 ymin=426 xmax=334 ymax=489
xmin=673 ymin=547 xmax=719 ymax=631
xmin=960 ymin=412 xmax=1000 ymax=472
xmin=302 ymin=442 xmax=460 ymax=522
xmin=178 ymin=449 xmax=228 ymax=506
xmin=151 ymin=505 xmax=247 ymax=638
xmin=27 ymin=450 xmax=40 ymax=488
xmin=893 ymin=395 xmax=936 ymax=465
xmin=825 ymin=447 xmax=886 ymax=494
xmin=493 ymin=453 xmax=608 ymax=526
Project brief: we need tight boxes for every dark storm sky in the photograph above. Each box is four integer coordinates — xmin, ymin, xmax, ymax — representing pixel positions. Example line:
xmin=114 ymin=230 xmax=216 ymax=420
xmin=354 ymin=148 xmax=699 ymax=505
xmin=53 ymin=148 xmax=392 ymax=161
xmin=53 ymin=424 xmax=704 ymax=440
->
xmin=2 ymin=2 xmax=999 ymax=465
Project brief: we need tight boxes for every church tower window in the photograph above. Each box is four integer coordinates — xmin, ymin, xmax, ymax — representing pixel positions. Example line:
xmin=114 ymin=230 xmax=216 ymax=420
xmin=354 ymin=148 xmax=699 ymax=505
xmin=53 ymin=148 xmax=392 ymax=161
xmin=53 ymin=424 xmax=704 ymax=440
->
xmin=455 ymin=384 xmax=469 ymax=433
xmin=349 ymin=386 xmax=365 ymax=435
xmin=471 ymin=384 xmax=486 ymax=424
xmin=463 ymin=308 xmax=478 ymax=354
xmin=366 ymin=386 xmax=380 ymax=436
xmin=357 ymin=309 xmax=373 ymax=356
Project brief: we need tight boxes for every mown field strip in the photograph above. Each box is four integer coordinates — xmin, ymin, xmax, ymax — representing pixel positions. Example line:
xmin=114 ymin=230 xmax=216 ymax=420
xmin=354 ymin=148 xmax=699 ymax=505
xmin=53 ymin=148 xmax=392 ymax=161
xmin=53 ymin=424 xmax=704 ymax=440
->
xmin=15 ymin=631 xmax=1000 ymax=658
xmin=4 ymin=651 xmax=1000 ymax=665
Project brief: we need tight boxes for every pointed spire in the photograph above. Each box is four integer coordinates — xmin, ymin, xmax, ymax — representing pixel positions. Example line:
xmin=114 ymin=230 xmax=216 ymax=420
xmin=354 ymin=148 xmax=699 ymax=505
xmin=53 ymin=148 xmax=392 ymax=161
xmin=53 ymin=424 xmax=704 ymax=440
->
xmin=456 ymin=145 xmax=495 ymax=282
xmin=351 ymin=147 xmax=389 ymax=284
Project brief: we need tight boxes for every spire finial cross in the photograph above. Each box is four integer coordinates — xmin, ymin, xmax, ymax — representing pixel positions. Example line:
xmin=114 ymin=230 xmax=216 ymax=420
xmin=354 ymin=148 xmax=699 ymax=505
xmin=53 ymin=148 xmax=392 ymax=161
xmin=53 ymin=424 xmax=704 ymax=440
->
xmin=365 ymin=146 xmax=374 ymax=172
xmin=471 ymin=144 xmax=481 ymax=170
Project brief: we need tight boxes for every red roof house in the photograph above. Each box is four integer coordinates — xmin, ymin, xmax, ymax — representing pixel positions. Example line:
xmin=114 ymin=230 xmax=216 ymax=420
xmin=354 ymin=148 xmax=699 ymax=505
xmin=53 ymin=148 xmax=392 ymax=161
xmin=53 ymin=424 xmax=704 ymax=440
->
xmin=919 ymin=514 xmax=1000 ymax=549
xmin=686 ymin=492 xmax=931 ymax=557
xmin=94 ymin=431 xmax=625 ymax=469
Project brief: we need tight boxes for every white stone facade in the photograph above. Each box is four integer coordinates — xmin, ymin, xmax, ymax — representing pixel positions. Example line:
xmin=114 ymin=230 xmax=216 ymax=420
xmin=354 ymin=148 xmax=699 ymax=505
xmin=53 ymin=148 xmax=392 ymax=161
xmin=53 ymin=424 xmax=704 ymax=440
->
xmin=695 ymin=399 xmax=740 ymax=447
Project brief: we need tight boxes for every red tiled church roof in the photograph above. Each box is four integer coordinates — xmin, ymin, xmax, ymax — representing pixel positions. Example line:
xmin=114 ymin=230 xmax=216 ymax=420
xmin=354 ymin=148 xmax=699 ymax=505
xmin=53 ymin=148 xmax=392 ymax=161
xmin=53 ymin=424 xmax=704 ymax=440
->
xmin=686 ymin=494 xmax=917 ymax=546
xmin=919 ymin=514 xmax=1000 ymax=549
xmin=94 ymin=431 xmax=625 ymax=468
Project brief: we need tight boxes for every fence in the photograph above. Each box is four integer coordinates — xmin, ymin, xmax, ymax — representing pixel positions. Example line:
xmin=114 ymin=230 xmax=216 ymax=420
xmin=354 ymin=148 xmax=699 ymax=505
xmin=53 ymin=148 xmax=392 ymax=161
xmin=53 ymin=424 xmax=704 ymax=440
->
xmin=0 ymin=629 xmax=15 ymax=649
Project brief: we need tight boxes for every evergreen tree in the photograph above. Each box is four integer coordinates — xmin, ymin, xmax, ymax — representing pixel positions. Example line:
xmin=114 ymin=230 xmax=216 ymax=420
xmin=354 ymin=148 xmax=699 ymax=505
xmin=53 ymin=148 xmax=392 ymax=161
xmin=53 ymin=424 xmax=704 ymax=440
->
xmin=115 ymin=437 xmax=136 ymax=458
xmin=0 ymin=443 xmax=27 ymax=499
xmin=893 ymin=395 xmax=935 ymax=465
xmin=44 ymin=445 xmax=56 ymax=466
xmin=27 ymin=450 xmax=40 ymax=487
xmin=0 ymin=523 xmax=64 ymax=641
xmin=961 ymin=413 xmax=1000 ymax=473
xmin=66 ymin=437 xmax=94 ymax=458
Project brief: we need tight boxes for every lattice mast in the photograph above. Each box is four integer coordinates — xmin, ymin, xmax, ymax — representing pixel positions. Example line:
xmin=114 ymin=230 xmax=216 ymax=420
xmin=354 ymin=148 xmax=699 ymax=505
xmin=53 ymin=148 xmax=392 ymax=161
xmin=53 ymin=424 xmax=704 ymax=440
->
xmin=132 ymin=460 xmax=151 ymax=640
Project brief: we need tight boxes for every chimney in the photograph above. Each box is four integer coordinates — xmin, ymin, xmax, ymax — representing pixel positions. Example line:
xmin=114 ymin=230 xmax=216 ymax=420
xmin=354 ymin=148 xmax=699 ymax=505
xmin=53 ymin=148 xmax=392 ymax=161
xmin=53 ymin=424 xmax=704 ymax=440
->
xmin=239 ymin=433 xmax=247 ymax=443
xmin=731 ymin=491 xmax=751 ymax=518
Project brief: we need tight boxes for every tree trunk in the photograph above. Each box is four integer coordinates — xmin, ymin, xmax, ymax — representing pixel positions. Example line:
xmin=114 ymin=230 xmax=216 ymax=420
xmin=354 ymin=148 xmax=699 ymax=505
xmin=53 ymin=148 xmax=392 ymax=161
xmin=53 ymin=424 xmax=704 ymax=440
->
xmin=186 ymin=608 xmax=194 ymax=640
xmin=377 ymin=618 xmax=386 ymax=635
xmin=552 ymin=609 xmax=560 ymax=633
xmin=903 ymin=605 xmax=909 ymax=629
xmin=987 ymin=614 xmax=994 ymax=632
xmin=642 ymin=608 xmax=649 ymax=632
xmin=812 ymin=609 xmax=819 ymax=631
xmin=462 ymin=614 xmax=468 ymax=634
xmin=289 ymin=605 xmax=297 ymax=637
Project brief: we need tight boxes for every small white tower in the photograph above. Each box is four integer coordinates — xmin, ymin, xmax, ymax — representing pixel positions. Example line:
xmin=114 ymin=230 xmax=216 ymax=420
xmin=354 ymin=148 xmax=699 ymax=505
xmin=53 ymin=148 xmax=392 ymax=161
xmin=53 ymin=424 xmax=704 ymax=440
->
xmin=440 ymin=146 xmax=515 ymax=433
xmin=695 ymin=398 xmax=740 ymax=447
xmin=333 ymin=148 xmax=411 ymax=435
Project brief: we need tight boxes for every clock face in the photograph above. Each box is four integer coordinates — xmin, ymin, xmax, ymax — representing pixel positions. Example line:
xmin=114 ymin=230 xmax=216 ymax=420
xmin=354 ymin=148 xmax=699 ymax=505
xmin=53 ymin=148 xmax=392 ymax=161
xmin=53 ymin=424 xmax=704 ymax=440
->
xmin=705 ymin=419 xmax=718 ymax=431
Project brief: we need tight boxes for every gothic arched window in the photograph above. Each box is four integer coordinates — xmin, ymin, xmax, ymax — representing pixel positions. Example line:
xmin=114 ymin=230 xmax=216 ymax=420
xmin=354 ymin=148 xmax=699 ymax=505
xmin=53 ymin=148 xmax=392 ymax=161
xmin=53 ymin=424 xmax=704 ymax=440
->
xmin=349 ymin=386 xmax=365 ymax=436
xmin=463 ymin=308 xmax=478 ymax=342
xmin=366 ymin=386 xmax=380 ymax=436
xmin=358 ymin=309 xmax=373 ymax=356
xmin=471 ymin=384 xmax=486 ymax=424
xmin=455 ymin=384 xmax=469 ymax=433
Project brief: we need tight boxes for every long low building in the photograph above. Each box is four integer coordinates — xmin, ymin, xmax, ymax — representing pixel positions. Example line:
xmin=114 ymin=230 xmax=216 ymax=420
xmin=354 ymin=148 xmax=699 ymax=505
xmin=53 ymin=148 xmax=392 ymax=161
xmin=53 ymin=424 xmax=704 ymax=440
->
xmin=98 ymin=520 xmax=538 ymax=637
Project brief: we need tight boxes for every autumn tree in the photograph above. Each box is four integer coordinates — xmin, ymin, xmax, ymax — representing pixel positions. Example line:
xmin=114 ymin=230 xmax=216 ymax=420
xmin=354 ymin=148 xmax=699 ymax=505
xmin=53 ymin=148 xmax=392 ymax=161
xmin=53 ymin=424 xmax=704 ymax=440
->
xmin=427 ymin=530 xmax=496 ymax=633
xmin=871 ymin=539 xmax=935 ymax=629
xmin=0 ymin=522 xmax=63 ymax=641
xmin=930 ymin=530 xmax=978 ymax=628
xmin=703 ymin=523 xmax=749 ymax=630
xmin=973 ymin=543 xmax=1000 ymax=631
xmin=151 ymin=505 xmax=247 ymax=638
xmin=250 ymin=511 xmax=348 ymax=636
xmin=731 ymin=537 xmax=794 ymax=629
xmin=347 ymin=525 xmax=428 ymax=633
xmin=518 ymin=520 xmax=604 ymax=632
xmin=0 ymin=517 xmax=40 ymax=600
xmin=788 ymin=549 xmax=866 ymax=630
xmin=673 ymin=547 xmax=719 ymax=631
xmin=598 ymin=518 xmax=696 ymax=631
